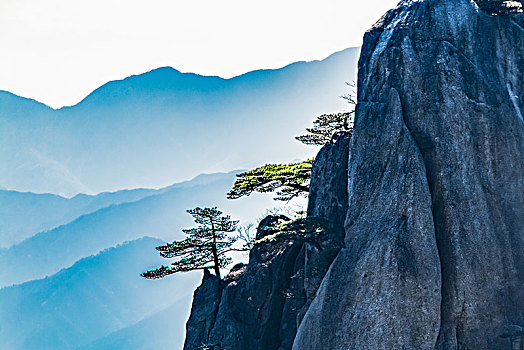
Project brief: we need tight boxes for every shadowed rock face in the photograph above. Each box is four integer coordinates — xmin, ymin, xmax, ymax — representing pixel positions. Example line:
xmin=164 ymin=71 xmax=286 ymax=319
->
xmin=207 ymin=215 xmax=301 ymax=350
xmin=307 ymin=132 xmax=352 ymax=244
xmin=475 ymin=0 xmax=523 ymax=14
xmin=294 ymin=88 xmax=442 ymax=350
xmin=294 ymin=0 xmax=524 ymax=349
xmin=183 ymin=270 xmax=223 ymax=350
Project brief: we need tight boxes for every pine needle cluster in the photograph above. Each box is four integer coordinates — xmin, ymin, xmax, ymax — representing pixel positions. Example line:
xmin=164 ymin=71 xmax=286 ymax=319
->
xmin=227 ymin=159 xmax=314 ymax=202
xmin=295 ymin=112 xmax=354 ymax=146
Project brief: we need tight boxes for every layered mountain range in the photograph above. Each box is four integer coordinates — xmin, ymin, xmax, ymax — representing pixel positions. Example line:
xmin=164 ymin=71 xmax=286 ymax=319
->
xmin=0 ymin=48 xmax=358 ymax=196
xmin=0 ymin=172 xmax=278 ymax=349
xmin=0 ymin=237 xmax=197 ymax=350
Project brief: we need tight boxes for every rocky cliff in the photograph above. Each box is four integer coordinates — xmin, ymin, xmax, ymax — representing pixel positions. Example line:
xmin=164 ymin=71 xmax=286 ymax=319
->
xmin=295 ymin=0 xmax=524 ymax=348
xmin=184 ymin=0 xmax=524 ymax=349
xmin=183 ymin=133 xmax=350 ymax=350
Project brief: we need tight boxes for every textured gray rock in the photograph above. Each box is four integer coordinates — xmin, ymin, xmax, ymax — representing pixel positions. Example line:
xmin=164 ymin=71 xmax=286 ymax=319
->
xmin=307 ymin=131 xmax=352 ymax=244
xmin=294 ymin=88 xmax=442 ymax=349
xmin=475 ymin=0 xmax=523 ymax=14
xmin=206 ymin=217 xmax=303 ymax=350
xmin=184 ymin=269 xmax=223 ymax=350
xmin=294 ymin=0 xmax=524 ymax=349
xmin=184 ymin=1 xmax=523 ymax=348
xmin=182 ymin=216 xmax=302 ymax=350
xmin=256 ymin=215 xmax=292 ymax=240
xmin=290 ymin=131 xmax=352 ymax=326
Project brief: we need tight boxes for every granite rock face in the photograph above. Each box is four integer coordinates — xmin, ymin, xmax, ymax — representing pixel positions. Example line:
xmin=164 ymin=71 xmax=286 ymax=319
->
xmin=294 ymin=88 xmax=442 ymax=349
xmin=207 ymin=215 xmax=302 ymax=350
xmin=294 ymin=0 xmax=524 ymax=349
xmin=307 ymin=131 xmax=352 ymax=244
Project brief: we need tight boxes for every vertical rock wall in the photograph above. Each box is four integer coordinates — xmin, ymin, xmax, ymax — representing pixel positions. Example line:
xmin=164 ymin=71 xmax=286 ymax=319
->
xmin=294 ymin=88 xmax=442 ymax=349
xmin=294 ymin=0 xmax=524 ymax=349
xmin=184 ymin=270 xmax=223 ymax=350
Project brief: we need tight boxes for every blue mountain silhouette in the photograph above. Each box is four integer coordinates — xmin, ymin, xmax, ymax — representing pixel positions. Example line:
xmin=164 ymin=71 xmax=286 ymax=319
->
xmin=0 ymin=171 xmax=275 ymax=287
xmin=0 ymin=171 xmax=238 ymax=248
xmin=0 ymin=48 xmax=359 ymax=195
xmin=0 ymin=237 xmax=200 ymax=350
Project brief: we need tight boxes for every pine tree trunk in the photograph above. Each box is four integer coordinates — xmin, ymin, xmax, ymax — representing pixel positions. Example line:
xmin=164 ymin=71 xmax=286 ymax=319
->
xmin=211 ymin=221 xmax=220 ymax=279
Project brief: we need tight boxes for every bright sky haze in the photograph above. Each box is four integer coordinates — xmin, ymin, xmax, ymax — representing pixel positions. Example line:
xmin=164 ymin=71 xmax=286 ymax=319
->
xmin=0 ymin=0 xmax=399 ymax=108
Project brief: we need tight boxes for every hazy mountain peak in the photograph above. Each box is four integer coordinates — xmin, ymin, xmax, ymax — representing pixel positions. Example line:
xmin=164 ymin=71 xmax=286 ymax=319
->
xmin=1 ymin=47 xmax=359 ymax=196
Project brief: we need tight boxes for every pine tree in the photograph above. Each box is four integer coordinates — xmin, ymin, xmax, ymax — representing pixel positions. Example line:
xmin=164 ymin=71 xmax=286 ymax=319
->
xmin=227 ymin=159 xmax=313 ymax=201
xmin=141 ymin=207 xmax=239 ymax=279
xmin=228 ymin=86 xmax=355 ymax=202
xmin=295 ymin=112 xmax=354 ymax=146
xmin=295 ymin=84 xmax=355 ymax=146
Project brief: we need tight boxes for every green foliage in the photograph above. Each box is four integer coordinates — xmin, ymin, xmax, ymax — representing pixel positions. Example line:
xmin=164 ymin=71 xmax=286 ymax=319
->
xmin=255 ymin=216 xmax=338 ymax=285
xmin=228 ymin=88 xmax=355 ymax=202
xmin=227 ymin=159 xmax=314 ymax=201
xmin=256 ymin=216 xmax=331 ymax=245
xmin=296 ymin=82 xmax=356 ymax=146
xmin=141 ymin=207 xmax=239 ymax=279
xmin=295 ymin=112 xmax=354 ymax=146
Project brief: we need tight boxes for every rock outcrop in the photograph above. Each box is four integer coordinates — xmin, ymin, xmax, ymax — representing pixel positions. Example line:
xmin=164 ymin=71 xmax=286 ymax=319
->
xmin=184 ymin=269 xmax=223 ymax=350
xmin=295 ymin=0 xmax=524 ymax=349
xmin=184 ymin=0 xmax=523 ymax=349
xmin=307 ymin=131 xmax=351 ymax=243
xmin=182 ymin=133 xmax=351 ymax=350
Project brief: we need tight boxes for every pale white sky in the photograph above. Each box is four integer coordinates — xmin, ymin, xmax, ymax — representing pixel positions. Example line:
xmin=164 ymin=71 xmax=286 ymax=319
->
xmin=0 ymin=0 xmax=399 ymax=108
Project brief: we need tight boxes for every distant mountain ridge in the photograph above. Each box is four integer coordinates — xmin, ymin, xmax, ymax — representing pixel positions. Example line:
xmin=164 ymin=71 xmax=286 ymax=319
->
xmin=0 ymin=47 xmax=359 ymax=196
xmin=0 ymin=188 xmax=157 ymax=248
xmin=0 ymin=171 xmax=275 ymax=288
xmin=0 ymin=171 xmax=238 ymax=248
xmin=0 ymin=171 xmax=279 ymax=349
xmin=62 ymin=50 xmax=355 ymax=111
xmin=79 ymin=299 xmax=192 ymax=350
xmin=0 ymin=48 xmax=358 ymax=349
xmin=0 ymin=237 xmax=200 ymax=350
